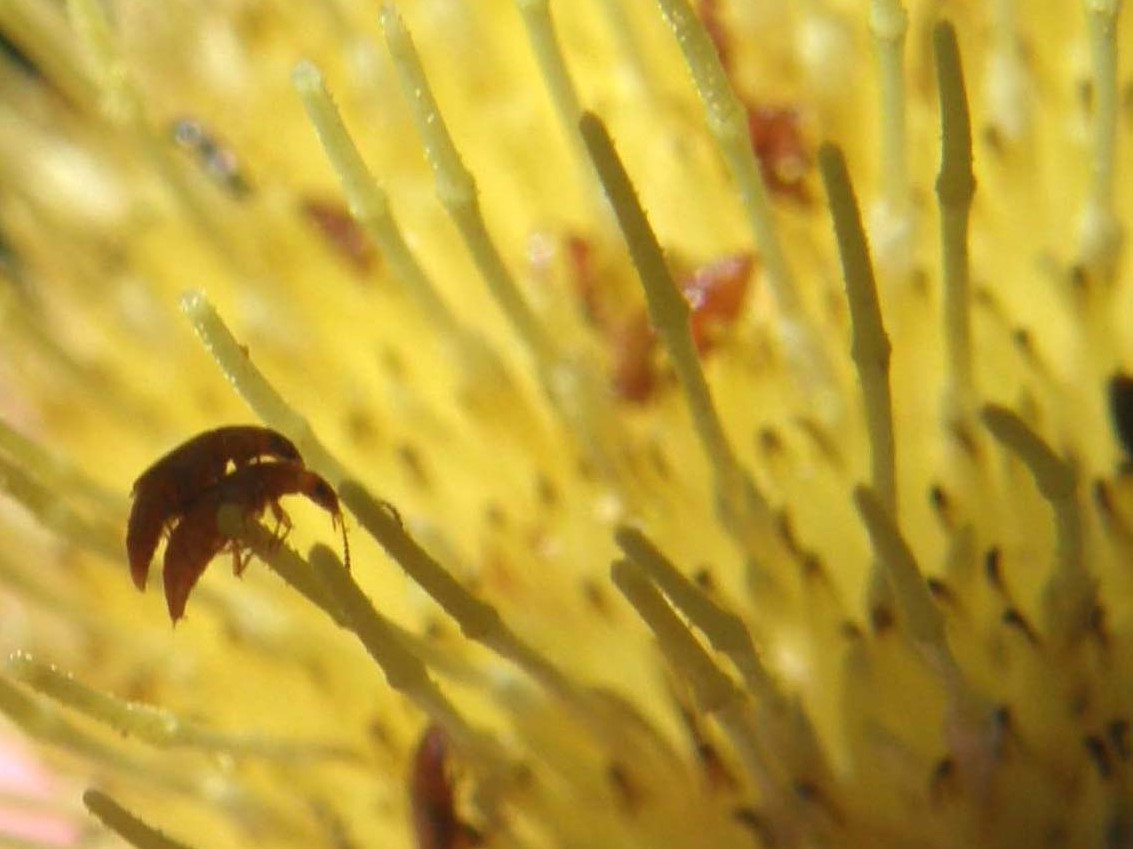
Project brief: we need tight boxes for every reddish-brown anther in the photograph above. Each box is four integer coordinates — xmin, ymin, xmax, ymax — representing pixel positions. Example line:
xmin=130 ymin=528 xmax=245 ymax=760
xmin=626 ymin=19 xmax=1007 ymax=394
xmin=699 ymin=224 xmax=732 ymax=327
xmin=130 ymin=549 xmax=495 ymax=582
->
xmin=301 ymin=197 xmax=378 ymax=276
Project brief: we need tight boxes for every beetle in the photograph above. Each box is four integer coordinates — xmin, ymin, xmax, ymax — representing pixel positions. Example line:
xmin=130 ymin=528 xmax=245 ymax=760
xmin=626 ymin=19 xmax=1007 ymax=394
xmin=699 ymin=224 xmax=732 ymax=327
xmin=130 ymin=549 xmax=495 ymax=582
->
xmin=410 ymin=725 xmax=480 ymax=849
xmin=161 ymin=460 xmax=347 ymax=622
xmin=126 ymin=427 xmax=302 ymax=591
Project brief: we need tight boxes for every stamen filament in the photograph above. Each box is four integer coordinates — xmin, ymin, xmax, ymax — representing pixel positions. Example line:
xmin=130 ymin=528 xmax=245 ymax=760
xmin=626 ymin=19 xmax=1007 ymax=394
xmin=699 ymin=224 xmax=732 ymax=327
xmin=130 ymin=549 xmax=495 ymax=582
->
xmin=178 ymin=290 xmax=345 ymax=487
xmin=379 ymin=4 xmax=555 ymax=366
xmin=818 ymin=145 xmax=896 ymax=515
xmin=616 ymin=526 xmax=831 ymax=786
xmin=0 ymin=0 xmax=97 ymax=107
xmin=853 ymin=485 xmax=955 ymax=676
xmin=870 ymin=0 xmax=909 ymax=206
xmin=651 ymin=0 xmax=835 ymax=399
xmin=1077 ymin=0 xmax=1124 ymax=284
xmin=609 ymin=559 xmax=762 ymax=772
xmin=581 ymin=112 xmax=782 ymax=590
xmin=981 ymin=405 xmax=1093 ymax=646
xmin=934 ymin=22 xmax=977 ymax=421
xmin=7 ymin=651 xmax=352 ymax=761
xmin=304 ymin=544 xmax=506 ymax=772
xmin=0 ymin=452 xmax=119 ymax=560
xmin=83 ymin=789 xmax=196 ymax=849
xmin=514 ymin=0 xmax=598 ymax=205
xmin=339 ymin=482 xmax=611 ymax=727
xmin=291 ymin=60 xmax=465 ymax=339
xmin=65 ymin=0 xmax=244 ymax=271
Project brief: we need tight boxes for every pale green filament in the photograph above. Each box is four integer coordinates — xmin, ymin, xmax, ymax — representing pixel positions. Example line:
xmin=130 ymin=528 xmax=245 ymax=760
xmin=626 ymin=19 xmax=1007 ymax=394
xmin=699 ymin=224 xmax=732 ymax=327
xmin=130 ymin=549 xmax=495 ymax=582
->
xmin=291 ymin=60 xmax=464 ymax=339
xmin=610 ymin=561 xmax=756 ymax=763
xmin=581 ymin=112 xmax=781 ymax=591
xmin=0 ymin=451 xmax=120 ymax=560
xmin=853 ymin=486 xmax=957 ymax=679
xmin=615 ymin=526 xmax=765 ymax=687
xmin=934 ymin=23 xmax=977 ymax=423
xmin=83 ymin=790 xmax=197 ymax=849
xmin=1078 ymin=0 xmax=1124 ymax=284
xmin=611 ymin=558 xmax=823 ymax=839
xmin=0 ymin=675 xmax=140 ymax=771
xmin=338 ymin=481 xmax=656 ymax=755
xmin=179 ymin=290 xmax=345 ymax=487
xmin=818 ymin=145 xmax=895 ymax=516
xmin=379 ymin=4 xmax=555 ymax=366
xmin=378 ymin=5 xmax=644 ymax=489
xmin=852 ymin=487 xmax=1001 ymax=776
xmin=0 ymin=417 xmax=123 ymax=512
xmin=64 ymin=0 xmax=127 ymax=120
xmin=7 ymin=652 xmax=352 ymax=761
xmin=338 ymin=482 xmax=502 ymax=641
xmin=0 ymin=0 xmax=97 ymax=107
xmin=981 ymin=405 xmax=1093 ymax=646
xmin=593 ymin=0 xmax=655 ymax=98
xmin=615 ymin=526 xmax=830 ymax=785
xmin=303 ymin=544 xmax=507 ymax=772
xmin=985 ymin=0 xmax=1031 ymax=142
xmin=870 ymin=0 xmax=911 ymax=221
xmin=236 ymin=516 xmax=478 ymax=683
xmin=292 ymin=60 xmax=524 ymax=410
xmin=651 ymin=0 xmax=834 ymax=399
xmin=610 ymin=559 xmax=737 ymax=714
xmin=513 ymin=0 xmax=597 ymax=204
xmin=65 ymin=0 xmax=242 ymax=272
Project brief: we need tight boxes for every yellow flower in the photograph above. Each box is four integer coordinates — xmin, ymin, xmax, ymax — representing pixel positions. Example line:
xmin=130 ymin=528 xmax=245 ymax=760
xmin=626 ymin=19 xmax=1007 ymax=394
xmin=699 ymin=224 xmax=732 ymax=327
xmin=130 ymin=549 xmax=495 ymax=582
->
xmin=0 ymin=0 xmax=1129 ymax=847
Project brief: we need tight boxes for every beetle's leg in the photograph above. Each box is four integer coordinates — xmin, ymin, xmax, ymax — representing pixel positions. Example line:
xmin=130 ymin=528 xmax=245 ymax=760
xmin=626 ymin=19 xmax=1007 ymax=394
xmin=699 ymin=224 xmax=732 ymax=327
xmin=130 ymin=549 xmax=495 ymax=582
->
xmin=231 ymin=542 xmax=254 ymax=577
xmin=267 ymin=500 xmax=293 ymax=549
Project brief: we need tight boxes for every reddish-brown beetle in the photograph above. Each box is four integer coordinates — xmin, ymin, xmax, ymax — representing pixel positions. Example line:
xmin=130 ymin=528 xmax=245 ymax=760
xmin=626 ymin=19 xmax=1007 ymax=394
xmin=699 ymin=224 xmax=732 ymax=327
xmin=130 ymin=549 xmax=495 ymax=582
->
xmin=126 ymin=426 xmax=302 ymax=591
xmin=410 ymin=725 xmax=479 ymax=849
xmin=161 ymin=460 xmax=347 ymax=622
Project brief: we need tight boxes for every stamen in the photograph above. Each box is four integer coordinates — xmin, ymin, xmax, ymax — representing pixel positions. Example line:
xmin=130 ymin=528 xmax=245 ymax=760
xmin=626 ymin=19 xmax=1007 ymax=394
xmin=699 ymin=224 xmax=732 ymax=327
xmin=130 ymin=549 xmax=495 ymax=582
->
xmin=379 ymin=5 xmax=642 ymax=488
xmin=379 ymin=4 xmax=554 ymax=365
xmin=0 ymin=451 xmax=119 ymax=559
xmin=615 ymin=526 xmax=831 ymax=784
xmin=609 ymin=559 xmax=768 ymax=786
xmin=303 ymin=544 xmax=507 ymax=772
xmin=581 ymin=112 xmax=783 ymax=591
xmin=615 ymin=526 xmax=767 ymax=692
xmin=0 ymin=675 xmax=132 ymax=768
xmin=83 ymin=789 xmax=196 ymax=849
xmin=7 ymin=651 xmax=353 ymax=761
xmin=818 ymin=145 xmax=895 ymax=514
xmin=513 ymin=0 xmax=598 ymax=206
xmin=292 ymin=60 xmax=528 ymax=417
xmin=0 ymin=0 xmax=97 ymax=105
xmin=338 ymin=482 xmax=610 ymax=726
xmin=934 ymin=22 xmax=977 ymax=423
xmin=984 ymin=0 xmax=1032 ymax=143
xmin=818 ymin=144 xmax=895 ymax=614
xmin=178 ymin=290 xmax=343 ymax=485
xmin=981 ymin=405 xmax=1093 ymax=646
xmin=291 ymin=60 xmax=467 ymax=341
xmin=853 ymin=485 xmax=957 ymax=680
xmin=592 ymin=0 xmax=655 ymax=98
xmin=65 ymin=0 xmax=241 ymax=269
xmin=1077 ymin=0 xmax=1124 ymax=285
xmin=650 ymin=0 xmax=835 ymax=403
xmin=868 ymin=0 xmax=915 ymax=280
xmin=223 ymin=511 xmax=347 ymax=627
xmin=0 ymin=417 xmax=124 ymax=512
xmin=63 ymin=0 xmax=129 ymax=122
